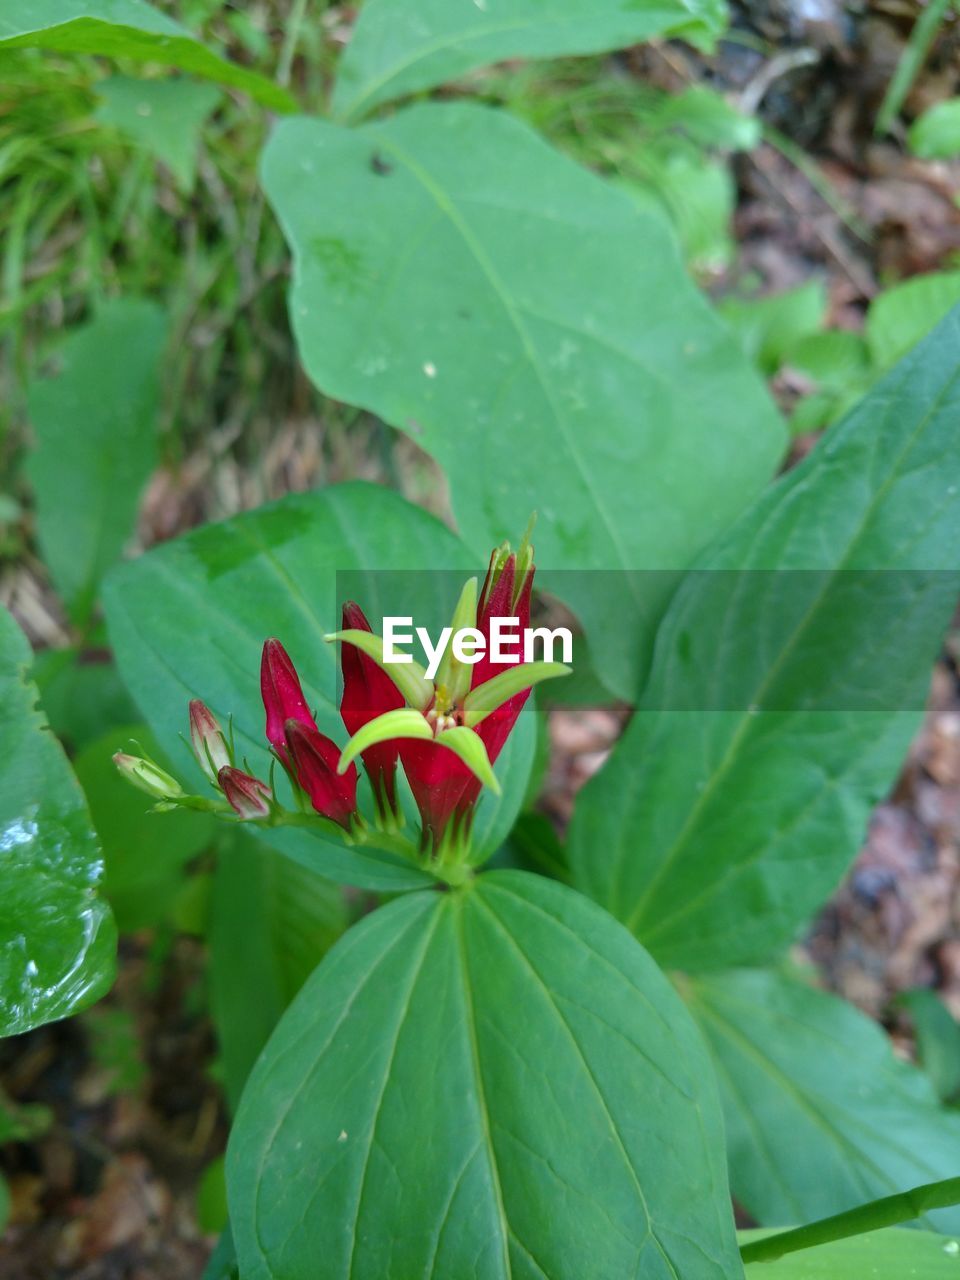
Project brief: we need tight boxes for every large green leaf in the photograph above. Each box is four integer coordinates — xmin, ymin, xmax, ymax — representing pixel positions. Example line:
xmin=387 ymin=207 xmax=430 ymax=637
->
xmin=0 ymin=606 xmax=115 ymax=1036
xmin=741 ymin=1228 xmax=960 ymax=1278
xmin=210 ymin=831 xmax=347 ymax=1112
xmin=103 ymin=483 xmax=532 ymax=890
xmin=261 ymin=104 xmax=785 ymax=699
xmin=228 ymin=871 xmax=742 ymax=1280
xmin=688 ymin=969 xmax=960 ymax=1232
xmin=26 ymin=299 xmax=167 ymax=624
xmin=332 ymin=0 xmax=727 ymax=121
xmin=0 ymin=0 xmax=294 ymax=111
xmin=569 ymin=309 xmax=960 ymax=969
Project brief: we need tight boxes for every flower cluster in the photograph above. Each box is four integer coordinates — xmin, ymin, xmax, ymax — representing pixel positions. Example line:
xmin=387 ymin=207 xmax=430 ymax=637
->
xmin=114 ymin=531 xmax=568 ymax=872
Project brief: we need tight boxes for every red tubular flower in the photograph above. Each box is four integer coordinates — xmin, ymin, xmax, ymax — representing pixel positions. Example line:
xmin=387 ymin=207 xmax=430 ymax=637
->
xmin=339 ymin=602 xmax=404 ymax=816
xmin=261 ymin=638 xmax=317 ymax=764
xmin=285 ymin=719 xmax=358 ymax=830
xmin=219 ymin=766 xmax=272 ymax=820
xmin=330 ymin=526 xmax=568 ymax=857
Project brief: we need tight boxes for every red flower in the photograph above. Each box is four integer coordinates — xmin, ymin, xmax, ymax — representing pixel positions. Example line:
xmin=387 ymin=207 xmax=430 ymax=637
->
xmin=260 ymin=638 xmax=317 ymax=764
xmin=339 ymin=603 xmax=404 ymax=817
xmin=284 ymin=720 xmax=358 ymax=830
xmin=330 ymin=527 xmax=568 ymax=855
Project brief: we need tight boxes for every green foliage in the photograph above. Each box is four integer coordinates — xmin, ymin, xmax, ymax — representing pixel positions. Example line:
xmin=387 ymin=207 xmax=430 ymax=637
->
xmin=909 ymin=99 xmax=960 ymax=159
xmin=94 ymin=74 xmax=221 ymax=190
xmin=0 ymin=605 xmax=116 ymax=1036
xmin=689 ymin=969 xmax=960 ymax=1231
xmin=103 ymin=483 xmax=533 ymax=888
xmin=73 ymin=724 xmax=214 ymax=931
xmin=228 ymin=872 xmax=742 ymax=1280
xmin=196 ymin=1156 xmax=229 ymax=1235
xmin=262 ymin=102 xmax=784 ymax=699
xmin=875 ymin=0 xmax=954 ymax=136
xmin=25 ymin=299 xmax=168 ymax=624
xmin=0 ymin=0 xmax=294 ymax=109
xmin=897 ymin=989 xmax=960 ymax=1105
xmin=210 ymin=832 xmax=347 ymax=1112
xmin=569 ymin=310 xmax=960 ymax=969
xmin=867 ymin=272 xmax=960 ymax=370
xmin=720 ymin=281 xmax=826 ymax=375
xmin=331 ymin=0 xmax=727 ymax=121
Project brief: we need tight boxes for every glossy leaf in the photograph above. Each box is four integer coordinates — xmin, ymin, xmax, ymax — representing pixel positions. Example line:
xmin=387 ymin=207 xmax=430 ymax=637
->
xmin=741 ymin=1228 xmax=960 ymax=1278
xmin=688 ymin=969 xmax=960 ymax=1232
xmin=103 ymin=483 xmax=532 ymax=889
xmin=896 ymin=989 xmax=960 ymax=1104
xmin=569 ymin=309 xmax=960 ymax=969
xmin=228 ymin=871 xmax=741 ymax=1280
xmin=332 ymin=0 xmax=727 ymax=121
xmin=210 ymin=832 xmax=347 ymax=1112
xmin=95 ymin=75 xmax=220 ymax=191
xmin=73 ymin=724 xmax=214 ymax=932
xmin=261 ymin=103 xmax=785 ymax=698
xmin=26 ymin=299 xmax=167 ymax=623
xmin=0 ymin=606 xmax=115 ymax=1036
xmin=0 ymin=0 xmax=294 ymax=110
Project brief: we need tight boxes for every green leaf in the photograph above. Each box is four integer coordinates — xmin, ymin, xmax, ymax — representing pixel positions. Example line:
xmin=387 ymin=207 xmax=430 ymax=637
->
xmin=210 ymin=832 xmax=347 ymax=1113
xmin=203 ymin=1227 xmax=239 ymax=1280
xmin=896 ymin=989 xmax=960 ymax=1104
xmin=197 ymin=1156 xmax=229 ymax=1235
xmin=720 ymin=281 xmax=827 ymax=375
xmin=26 ymin=299 xmax=168 ymax=623
xmin=228 ymin=871 xmax=742 ymax=1280
xmin=742 ymin=1228 xmax=960 ymax=1278
xmin=688 ymin=969 xmax=960 ymax=1232
xmin=0 ymin=605 xmax=116 ymax=1036
xmin=33 ymin=647 xmax=139 ymax=751
xmin=785 ymin=329 xmax=871 ymax=389
xmin=261 ymin=103 xmax=785 ymax=698
xmin=0 ymin=0 xmax=295 ymax=111
xmin=467 ymin=701 xmax=537 ymax=864
xmin=867 ymin=271 xmax=960 ymax=370
xmin=94 ymin=74 xmax=220 ymax=191
xmin=103 ymin=482 xmax=516 ymax=891
xmin=909 ymin=98 xmax=960 ymax=159
xmin=569 ymin=309 xmax=960 ymax=970
xmin=73 ymin=724 xmax=214 ymax=931
xmin=332 ymin=0 xmax=727 ymax=122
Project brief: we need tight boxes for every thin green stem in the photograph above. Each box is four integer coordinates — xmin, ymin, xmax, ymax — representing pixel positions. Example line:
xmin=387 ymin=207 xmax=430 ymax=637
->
xmin=740 ymin=1176 xmax=960 ymax=1264
xmin=277 ymin=0 xmax=309 ymax=89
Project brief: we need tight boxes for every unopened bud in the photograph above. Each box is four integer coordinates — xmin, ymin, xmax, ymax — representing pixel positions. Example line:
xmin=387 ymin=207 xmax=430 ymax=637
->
xmin=218 ymin=766 xmax=272 ymax=820
xmin=189 ymin=699 xmax=231 ymax=783
xmin=113 ymin=752 xmax=183 ymax=801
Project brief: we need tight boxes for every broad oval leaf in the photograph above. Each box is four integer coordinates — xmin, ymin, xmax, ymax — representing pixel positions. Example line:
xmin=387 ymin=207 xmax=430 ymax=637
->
xmin=569 ymin=309 xmax=960 ymax=970
xmin=103 ymin=483 xmax=533 ymax=890
xmin=261 ymin=103 xmax=785 ymax=699
xmin=210 ymin=831 xmax=348 ymax=1112
xmin=0 ymin=606 xmax=116 ymax=1036
xmin=228 ymin=870 xmax=742 ymax=1280
xmin=742 ymin=1228 xmax=960 ymax=1279
xmin=27 ymin=299 xmax=168 ymax=624
xmin=0 ymin=0 xmax=294 ymax=110
xmin=332 ymin=0 xmax=727 ymax=121
xmin=689 ymin=969 xmax=960 ymax=1233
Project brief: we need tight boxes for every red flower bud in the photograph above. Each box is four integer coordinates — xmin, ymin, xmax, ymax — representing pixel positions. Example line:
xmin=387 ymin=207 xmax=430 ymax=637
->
xmin=219 ymin=766 xmax=272 ymax=820
xmin=339 ymin=602 xmax=404 ymax=814
xmin=285 ymin=719 xmax=358 ymax=830
xmin=261 ymin=638 xmax=317 ymax=762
